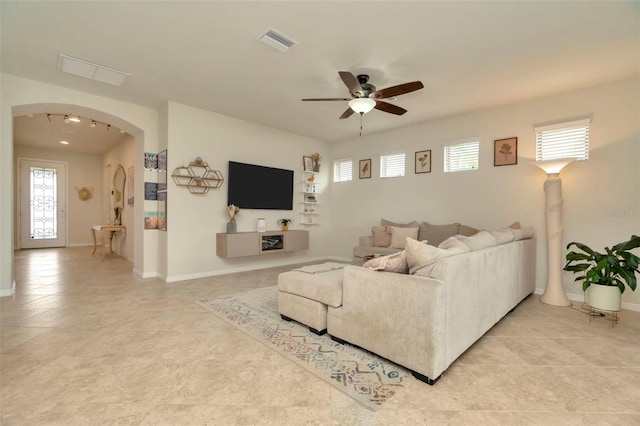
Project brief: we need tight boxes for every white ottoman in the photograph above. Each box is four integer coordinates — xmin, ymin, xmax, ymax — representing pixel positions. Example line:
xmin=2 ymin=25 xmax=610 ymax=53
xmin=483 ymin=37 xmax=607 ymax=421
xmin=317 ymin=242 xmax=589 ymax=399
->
xmin=277 ymin=269 xmax=344 ymax=335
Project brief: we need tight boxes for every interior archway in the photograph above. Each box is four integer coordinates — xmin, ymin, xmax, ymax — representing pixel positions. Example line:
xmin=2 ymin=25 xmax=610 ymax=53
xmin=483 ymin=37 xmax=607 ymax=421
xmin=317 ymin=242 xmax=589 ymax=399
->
xmin=11 ymin=103 xmax=145 ymax=275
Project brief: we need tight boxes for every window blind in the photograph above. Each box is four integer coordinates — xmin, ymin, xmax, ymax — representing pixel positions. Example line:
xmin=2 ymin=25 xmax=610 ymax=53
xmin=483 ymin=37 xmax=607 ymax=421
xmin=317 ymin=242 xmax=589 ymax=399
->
xmin=535 ymin=118 xmax=590 ymax=161
xmin=332 ymin=159 xmax=352 ymax=182
xmin=444 ymin=141 xmax=479 ymax=173
xmin=380 ymin=153 xmax=405 ymax=178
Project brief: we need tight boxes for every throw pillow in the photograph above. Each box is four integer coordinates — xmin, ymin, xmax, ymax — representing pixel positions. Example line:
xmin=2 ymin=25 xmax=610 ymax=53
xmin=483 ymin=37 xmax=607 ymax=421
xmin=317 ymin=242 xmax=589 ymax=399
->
xmin=389 ymin=226 xmax=419 ymax=249
xmin=417 ymin=221 xmax=461 ymax=246
xmin=458 ymin=224 xmax=480 ymax=237
xmin=490 ymin=228 xmax=515 ymax=245
xmin=371 ymin=226 xmax=391 ymax=247
xmin=512 ymin=226 xmax=535 ymax=240
xmin=456 ymin=230 xmax=497 ymax=251
xmin=405 ymin=237 xmax=444 ymax=274
xmin=362 ymin=251 xmax=409 ymax=274
xmin=438 ymin=236 xmax=471 ymax=255
xmin=381 ymin=218 xmax=420 ymax=228
xmin=509 ymin=221 xmax=522 ymax=229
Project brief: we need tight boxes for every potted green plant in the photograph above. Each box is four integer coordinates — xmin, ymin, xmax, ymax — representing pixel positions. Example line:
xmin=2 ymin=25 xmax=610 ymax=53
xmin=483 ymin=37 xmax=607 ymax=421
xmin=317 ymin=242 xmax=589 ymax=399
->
xmin=563 ymin=235 xmax=639 ymax=311
xmin=276 ymin=218 xmax=293 ymax=231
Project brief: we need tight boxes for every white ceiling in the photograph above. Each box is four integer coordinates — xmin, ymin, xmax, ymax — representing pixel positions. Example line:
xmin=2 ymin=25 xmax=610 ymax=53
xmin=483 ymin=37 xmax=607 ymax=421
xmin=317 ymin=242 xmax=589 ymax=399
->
xmin=3 ymin=1 xmax=639 ymax=151
xmin=13 ymin=113 xmax=128 ymax=155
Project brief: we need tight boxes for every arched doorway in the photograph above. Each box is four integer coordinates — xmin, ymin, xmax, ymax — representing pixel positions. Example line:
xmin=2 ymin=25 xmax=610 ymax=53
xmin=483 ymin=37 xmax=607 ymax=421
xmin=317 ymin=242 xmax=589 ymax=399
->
xmin=11 ymin=103 xmax=146 ymax=281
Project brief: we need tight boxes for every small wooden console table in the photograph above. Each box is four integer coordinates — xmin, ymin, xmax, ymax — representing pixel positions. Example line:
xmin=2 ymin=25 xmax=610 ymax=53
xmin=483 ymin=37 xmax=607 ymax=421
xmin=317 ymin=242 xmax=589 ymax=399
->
xmin=91 ymin=225 xmax=126 ymax=259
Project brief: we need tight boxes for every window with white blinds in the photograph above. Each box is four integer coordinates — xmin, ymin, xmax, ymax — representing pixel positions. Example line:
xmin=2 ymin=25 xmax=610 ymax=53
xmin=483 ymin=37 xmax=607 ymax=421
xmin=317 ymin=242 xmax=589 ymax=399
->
xmin=535 ymin=118 xmax=590 ymax=161
xmin=444 ymin=141 xmax=479 ymax=173
xmin=332 ymin=159 xmax=352 ymax=182
xmin=380 ymin=153 xmax=405 ymax=178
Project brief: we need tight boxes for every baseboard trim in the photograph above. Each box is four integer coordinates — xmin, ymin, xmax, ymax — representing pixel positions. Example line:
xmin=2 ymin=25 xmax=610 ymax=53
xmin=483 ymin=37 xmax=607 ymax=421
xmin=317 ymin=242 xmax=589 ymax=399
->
xmin=0 ymin=281 xmax=16 ymax=298
xmin=66 ymin=243 xmax=94 ymax=247
xmin=133 ymin=269 xmax=160 ymax=279
xmin=534 ymin=286 xmax=640 ymax=312
xmin=165 ymin=255 xmax=336 ymax=283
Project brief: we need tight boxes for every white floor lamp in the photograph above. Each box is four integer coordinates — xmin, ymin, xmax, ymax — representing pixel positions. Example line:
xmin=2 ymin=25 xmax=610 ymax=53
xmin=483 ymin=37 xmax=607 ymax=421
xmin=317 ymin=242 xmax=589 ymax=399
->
xmin=532 ymin=158 xmax=577 ymax=307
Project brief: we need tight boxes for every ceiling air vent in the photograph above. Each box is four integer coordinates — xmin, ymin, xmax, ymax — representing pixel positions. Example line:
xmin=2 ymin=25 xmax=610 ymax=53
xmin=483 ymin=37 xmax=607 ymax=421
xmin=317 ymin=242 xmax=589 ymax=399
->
xmin=258 ymin=29 xmax=297 ymax=52
xmin=58 ymin=54 xmax=131 ymax=87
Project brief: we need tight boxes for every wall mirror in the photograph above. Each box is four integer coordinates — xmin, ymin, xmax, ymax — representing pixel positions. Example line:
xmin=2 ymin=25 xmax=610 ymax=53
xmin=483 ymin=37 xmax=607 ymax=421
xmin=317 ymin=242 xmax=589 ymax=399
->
xmin=113 ymin=164 xmax=126 ymax=211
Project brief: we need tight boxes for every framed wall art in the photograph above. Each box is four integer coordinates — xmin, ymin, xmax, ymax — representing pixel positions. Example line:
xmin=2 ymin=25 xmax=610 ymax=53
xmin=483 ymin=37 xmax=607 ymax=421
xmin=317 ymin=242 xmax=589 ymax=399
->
xmin=157 ymin=191 xmax=167 ymax=231
xmin=157 ymin=150 xmax=168 ymax=190
xmin=415 ymin=150 xmax=431 ymax=174
xmin=494 ymin=137 xmax=518 ymax=166
xmin=303 ymin=156 xmax=314 ymax=172
xmin=359 ymin=159 xmax=371 ymax=179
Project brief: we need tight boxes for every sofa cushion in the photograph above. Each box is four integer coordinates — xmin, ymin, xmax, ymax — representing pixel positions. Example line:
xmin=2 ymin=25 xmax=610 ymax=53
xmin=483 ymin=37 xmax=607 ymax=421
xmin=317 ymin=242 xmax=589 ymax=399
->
xmin=381 ymin=218 xmax=420 ymax=228
xmin=456 ymin=230 xmax=497 ymax=251
xmin=512 ymin=226 xmax=535 ymax=240
xmin=390 ymin=226 xmax=419 ymax=248
xmin=438 ymin=236 xmax=472 ymax=255
xmin=490 ymin=228 xmax=515 ymax=245
xmin=371 ymin=226 xmax=391 ymax=247
xmin=362 ymin=250 xmax=409 ymax=274
xmin=405 ymin=237 xmax=445 ymax=274
xmin=458 ymin=224 xmax=480 ymax=237
xmin=418 ymin=221 xmax=461 ymax=246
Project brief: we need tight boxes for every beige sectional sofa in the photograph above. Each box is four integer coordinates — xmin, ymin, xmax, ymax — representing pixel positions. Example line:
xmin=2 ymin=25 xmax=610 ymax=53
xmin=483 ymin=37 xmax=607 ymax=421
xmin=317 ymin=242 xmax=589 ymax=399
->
xmin=353 ymin=218 xmax=480 ymax=259
xmin=331 ymin=229 xmax=536 ymax=385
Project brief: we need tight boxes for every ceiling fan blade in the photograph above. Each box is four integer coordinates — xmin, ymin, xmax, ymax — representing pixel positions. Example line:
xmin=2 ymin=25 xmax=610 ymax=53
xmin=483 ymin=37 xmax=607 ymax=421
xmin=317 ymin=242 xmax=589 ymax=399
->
xmin=373 ymin=81 xmax=424 ymax=99
xmin=374 ymin=100 xmax=407 ymax=115
xmin=339 ymin=108 xmax=355 ymax=119
xmin=301 ymin=98 xmax=351 ymax=102
xmin=338 ymin=71 xmax=363 ymax=96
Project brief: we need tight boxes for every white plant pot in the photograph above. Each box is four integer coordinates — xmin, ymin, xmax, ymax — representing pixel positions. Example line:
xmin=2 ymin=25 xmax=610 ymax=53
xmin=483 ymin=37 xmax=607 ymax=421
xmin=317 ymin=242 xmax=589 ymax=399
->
xmin=587 ymin=284 xmax=622 ymax=312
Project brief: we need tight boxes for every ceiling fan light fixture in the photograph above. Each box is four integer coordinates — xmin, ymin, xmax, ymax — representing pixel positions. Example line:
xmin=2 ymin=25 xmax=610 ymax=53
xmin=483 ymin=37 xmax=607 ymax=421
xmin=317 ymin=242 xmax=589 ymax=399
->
xmin=348 ymin=98 xmax=376 ymax=114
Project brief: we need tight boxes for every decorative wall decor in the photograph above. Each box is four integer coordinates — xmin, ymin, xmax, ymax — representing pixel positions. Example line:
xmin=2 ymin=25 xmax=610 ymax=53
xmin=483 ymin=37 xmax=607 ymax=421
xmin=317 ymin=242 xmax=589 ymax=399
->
xmin=303 ymin=156 xmax=314 ymax=172
xmin=75 ymin=186 xmax=93 ymax=201
xmin=127 ymin=166 xmax=134 ymax=205
xmin=144 ymin=152 xmax=158 ymax=170
xmin=359 ymin=159 xmax=371 ymax=179
xmin=157 ymin=192 xmax=167 ymax=231
xmin=144 ymin=211 xmax=158 ymax=229
xmin=415 ymin=150 xmax=431 ymax=174
xmin=144 ymin=182 xmax=158 ymax=200
xmin=171 ymin=157 xmax=224 ymax=194
xmin=157 ymin=150 xmax=168 ymax=190
xmin=494 ymin=137 xmax=518 ymax=166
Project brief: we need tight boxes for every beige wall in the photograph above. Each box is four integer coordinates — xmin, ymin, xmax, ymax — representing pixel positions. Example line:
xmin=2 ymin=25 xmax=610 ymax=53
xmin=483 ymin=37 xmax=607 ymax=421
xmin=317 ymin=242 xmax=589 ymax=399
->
xmin=1 ymin=74 xmax=159 ymax=295
xmin=13 ymin=146 xmax=103 ymax=247
xmin=102 ymin=135 xmax=135 ymax=261
xmin=164 ymin=101 xmax=333 ymax=281
xmin=329 ymin=76 xmax=640 ymax=309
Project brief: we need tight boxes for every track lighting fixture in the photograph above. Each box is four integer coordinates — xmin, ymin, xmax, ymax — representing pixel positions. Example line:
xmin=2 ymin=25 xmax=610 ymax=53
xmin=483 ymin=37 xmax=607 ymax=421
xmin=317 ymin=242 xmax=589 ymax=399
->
xmin=63 ymin=114 xmax=81 ymax=123
xmin=45 ymin=113 xmax=118 ymax=133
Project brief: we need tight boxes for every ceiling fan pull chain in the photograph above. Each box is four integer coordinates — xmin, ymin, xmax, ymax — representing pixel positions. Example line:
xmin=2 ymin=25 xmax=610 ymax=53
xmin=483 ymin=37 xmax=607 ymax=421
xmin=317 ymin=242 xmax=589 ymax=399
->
xmin=359 ymin=112 xmax=364 ymax=136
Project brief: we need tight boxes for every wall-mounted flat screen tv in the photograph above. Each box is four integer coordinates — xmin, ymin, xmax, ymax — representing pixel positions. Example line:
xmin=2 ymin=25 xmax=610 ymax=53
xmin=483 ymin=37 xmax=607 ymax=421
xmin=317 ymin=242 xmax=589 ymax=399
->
xmin=227 ymin=161 xmax=294 ymax=210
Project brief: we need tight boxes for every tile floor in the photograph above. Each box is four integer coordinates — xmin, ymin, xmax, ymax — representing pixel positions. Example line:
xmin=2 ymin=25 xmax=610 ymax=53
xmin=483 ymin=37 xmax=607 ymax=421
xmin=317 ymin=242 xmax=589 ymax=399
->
xmin=1 ymin=247 xmax=639 ymax=425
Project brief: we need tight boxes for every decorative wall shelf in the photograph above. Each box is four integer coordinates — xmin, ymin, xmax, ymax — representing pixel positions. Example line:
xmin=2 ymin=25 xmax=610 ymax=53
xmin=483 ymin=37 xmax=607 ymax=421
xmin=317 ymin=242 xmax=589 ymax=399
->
xmin=171 ymin=160 xmax=224 ymax=194
xmin=301 ymin=171 xmax=321 ymax=226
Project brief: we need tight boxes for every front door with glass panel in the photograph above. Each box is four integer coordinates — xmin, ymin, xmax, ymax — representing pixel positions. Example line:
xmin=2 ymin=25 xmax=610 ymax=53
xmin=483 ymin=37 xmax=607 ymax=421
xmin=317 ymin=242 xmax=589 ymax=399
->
xmin=19 ymin=159 xmax=67 ymax=249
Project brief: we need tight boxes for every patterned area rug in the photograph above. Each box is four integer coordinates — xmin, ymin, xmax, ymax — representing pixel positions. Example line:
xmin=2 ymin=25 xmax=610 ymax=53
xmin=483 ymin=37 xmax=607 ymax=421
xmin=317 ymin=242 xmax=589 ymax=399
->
xmin=196 ymin=286 xmax=415 ymax=411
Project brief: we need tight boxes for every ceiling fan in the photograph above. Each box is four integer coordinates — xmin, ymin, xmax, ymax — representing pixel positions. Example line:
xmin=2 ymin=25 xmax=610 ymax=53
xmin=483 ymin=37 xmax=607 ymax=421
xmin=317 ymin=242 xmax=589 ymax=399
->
xmin=302 ymin=71 xmax=424 ymax=119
